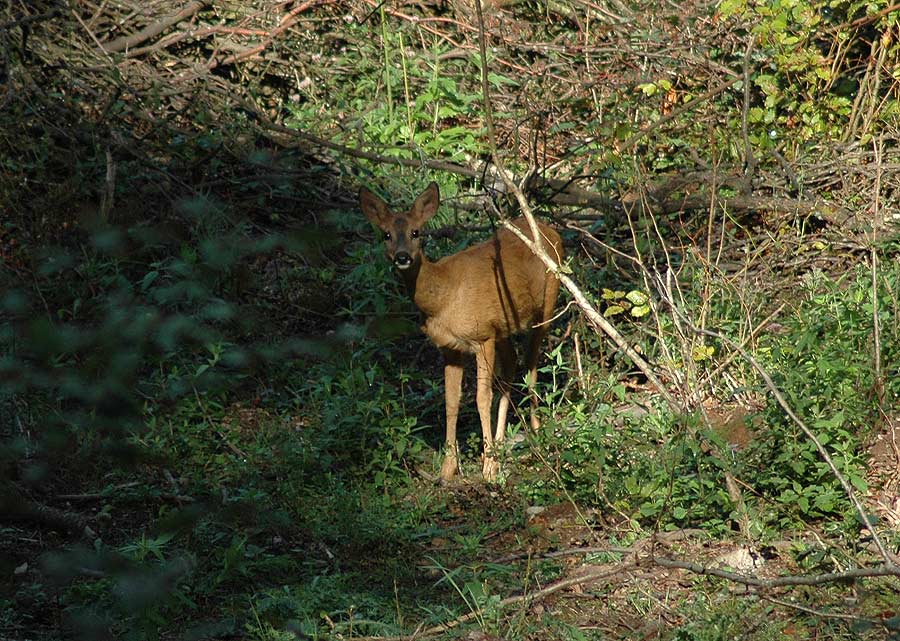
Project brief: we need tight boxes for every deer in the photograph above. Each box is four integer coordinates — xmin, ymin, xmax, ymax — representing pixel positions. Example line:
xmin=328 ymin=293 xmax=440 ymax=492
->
xmin=359 ymin=182 xmax=563 ymax=482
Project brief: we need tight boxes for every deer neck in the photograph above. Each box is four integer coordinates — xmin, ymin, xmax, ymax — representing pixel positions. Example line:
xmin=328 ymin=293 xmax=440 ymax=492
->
xmin=399 ymin=255 xmax=446 ymax=318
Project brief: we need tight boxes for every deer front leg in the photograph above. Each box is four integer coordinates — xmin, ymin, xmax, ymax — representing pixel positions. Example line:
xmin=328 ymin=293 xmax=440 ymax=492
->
xmin=440 ymin=349 xmax=464 ymax=482
xmin=475 ymin=339 xmax=498 ymax=481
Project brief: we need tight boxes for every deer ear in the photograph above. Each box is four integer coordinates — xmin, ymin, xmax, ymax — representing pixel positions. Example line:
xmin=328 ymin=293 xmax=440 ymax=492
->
xmin=359 ymin=187 xmax=391 ymax=229
xmin=411 ymin=182 xmax=440 ymax=225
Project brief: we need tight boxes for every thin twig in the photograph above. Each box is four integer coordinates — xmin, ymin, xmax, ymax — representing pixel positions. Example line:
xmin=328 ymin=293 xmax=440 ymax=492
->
xmin=351 ymin=563 xmax=637 ymax=641
xmin=618 ymin=76 xmax=742 ymax=154
xmin=703 ymin=302 xmax=787 ymax=383
xmin=760 ymin=594 xmax=877 ymax=623
xmin=871 ymin=135 xmax=884 ymax=406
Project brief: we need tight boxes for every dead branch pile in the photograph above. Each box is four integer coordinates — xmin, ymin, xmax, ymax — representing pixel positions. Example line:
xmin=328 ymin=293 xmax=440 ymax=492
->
xmin=2 ymin=0 xmax=898 ymax=230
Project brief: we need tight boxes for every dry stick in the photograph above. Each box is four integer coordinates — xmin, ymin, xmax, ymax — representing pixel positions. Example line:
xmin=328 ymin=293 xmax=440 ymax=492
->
xmin=204 ymin=0 xmax=326 ymax=72
xmin=0 ymin=8 xmax=61 ymax=31
xmin=100 ymin=147 xmax=115 ymax=222
xmin=102 ymin=0 xmax=210 ymax=53
xmin=527 ymin=446 xmax=608 ymax=548
xmin=844 ymin=2 xmax=900 ymax=29
xmin=241 ymin=106 xmax=836 ymax=221
xmin=760 ymin=594 xmax=876 ymax=624
xmin=351 ymin=563 xmax=638 ymax=641
xmin=192 ymin=387 xmax=249 ymax=460
xmin=354 ymin=545 xmax=896 ymax=641
xmin=703 ymin=302 xmax=787 ymax=383
xmin=657 ymin=289 xmax=899 ymax=572
xmin=221 ymin=76 xmax=826 ymax=218
xmin=739 ymin=35 xmax=757 ymax=194
xmin=631 ymin=173 xmax=685 ymax=394
xmin=573 ymin=331 xmax=585 ymax=392
xmin=871 ymin=135 xmax=884 ymax=406
xmin=71 ymin=8 xmax=115 ymax=62
xmin=471 ymin=0 xmax=680 ymax=411
xmin=652 ymin=555 xmax=900 ymax=587
xmin=246 ymin=112 xmax=482 ymax=180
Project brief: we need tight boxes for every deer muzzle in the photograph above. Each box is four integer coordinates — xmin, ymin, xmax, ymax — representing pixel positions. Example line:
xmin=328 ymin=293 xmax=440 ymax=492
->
xmin=394 ymin=251 xmax=413 ymax=270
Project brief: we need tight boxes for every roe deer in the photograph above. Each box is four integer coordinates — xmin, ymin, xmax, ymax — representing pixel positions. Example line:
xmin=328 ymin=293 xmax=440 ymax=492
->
xmin=359 ymin=182 xmax=563 ymax=481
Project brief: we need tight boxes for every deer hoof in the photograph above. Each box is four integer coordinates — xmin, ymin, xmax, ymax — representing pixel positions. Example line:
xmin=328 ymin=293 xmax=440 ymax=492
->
xmin=440 ymin=452 xmax=458 ymax=482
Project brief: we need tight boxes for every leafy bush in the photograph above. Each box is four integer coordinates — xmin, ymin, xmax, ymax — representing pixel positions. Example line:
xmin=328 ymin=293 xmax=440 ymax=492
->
xmin=747 ymin=262 xmax=899 ymax=528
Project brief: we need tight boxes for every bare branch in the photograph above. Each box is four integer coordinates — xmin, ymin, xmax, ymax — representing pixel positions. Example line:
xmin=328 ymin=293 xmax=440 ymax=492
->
xmin=102 ymin=1 xmax=210 ymax=53
xmin=652 ymin=554 xmax=900 ymax=587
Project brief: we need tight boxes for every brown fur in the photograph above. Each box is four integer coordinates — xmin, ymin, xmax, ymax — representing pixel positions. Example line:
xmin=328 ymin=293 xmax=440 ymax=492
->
xmin=360 ymin=182 xmax=563 ymax=481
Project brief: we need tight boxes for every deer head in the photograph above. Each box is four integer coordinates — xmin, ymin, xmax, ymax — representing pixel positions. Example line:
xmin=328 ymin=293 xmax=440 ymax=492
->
xmin=358 ymin=182 xmax=440 ymax=271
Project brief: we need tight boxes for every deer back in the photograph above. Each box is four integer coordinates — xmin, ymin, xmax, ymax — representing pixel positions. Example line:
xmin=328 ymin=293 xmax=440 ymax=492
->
xmin=414 ymin=218 xmax=562 ymax=352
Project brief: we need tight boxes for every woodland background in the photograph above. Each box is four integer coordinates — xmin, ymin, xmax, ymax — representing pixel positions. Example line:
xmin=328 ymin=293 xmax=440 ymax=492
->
xmin=2 ymin=0 xmax=900 ymax=639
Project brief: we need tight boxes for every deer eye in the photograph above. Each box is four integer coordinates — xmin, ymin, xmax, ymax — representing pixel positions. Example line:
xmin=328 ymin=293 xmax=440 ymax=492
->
xmin=411 ymin=229 xmax=420 ymax=239
xmin=384 ymin=231 xmax=392 ymax=241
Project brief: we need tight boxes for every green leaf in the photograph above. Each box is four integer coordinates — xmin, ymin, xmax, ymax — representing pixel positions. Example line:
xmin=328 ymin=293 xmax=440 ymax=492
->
xmin=691 ymin=344 xmax=714 ymax=362
xmin=849 ymin=474 xmax=868 ymax=493
xmin=718 ymin=0 xmax=746 ymax=17
xmin=140 ymin=270 xmax=159 ymax=291
xmin=626 ymin=290 xmax=648 ymax=305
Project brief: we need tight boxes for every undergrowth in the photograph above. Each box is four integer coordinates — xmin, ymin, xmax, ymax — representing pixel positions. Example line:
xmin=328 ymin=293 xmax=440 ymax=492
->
xmin=4 ymin=0 xmax=900 ymax=639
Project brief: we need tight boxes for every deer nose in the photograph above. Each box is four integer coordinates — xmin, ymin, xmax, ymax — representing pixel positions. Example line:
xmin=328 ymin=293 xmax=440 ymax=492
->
xmin=394 ymin=252 xmax=412 ymax=269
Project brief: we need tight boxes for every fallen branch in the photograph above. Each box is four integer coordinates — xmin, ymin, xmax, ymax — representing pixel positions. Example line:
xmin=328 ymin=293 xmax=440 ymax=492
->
xmin=351 ymin=562 xmax=637 ymax=641
xmin=0 ymin=8 xmax=61 ymax=32
xmin=652 ymin=554 xmax=900 ymax=587
xmin=102 ymin=1 xmax=210 ymax=53
xmin=352 ymin=534 xmax=899 ymax=641
xmin=204 ymin=0 xmax=326 ymax=71
xmin=2 ymin=486 xmax=97 ymax=540
xmin=618 ymin=76 xmax=743 ymax=154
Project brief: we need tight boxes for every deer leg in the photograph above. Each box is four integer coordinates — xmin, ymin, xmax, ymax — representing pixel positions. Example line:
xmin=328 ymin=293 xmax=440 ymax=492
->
xmin=475 ymin=339 xmax=498 ymax=481
xmin=526 ymin=273 xmax=561 ymax=430
xmin=524 ymin=324 xmax=550 ymax=430
xmin=440 ymin=349 xmax=464 ymax=482
xmin=525 ymin=270 xmax=561 ymax=430
xmin=494 ymin=338 xmax=516 ymax=444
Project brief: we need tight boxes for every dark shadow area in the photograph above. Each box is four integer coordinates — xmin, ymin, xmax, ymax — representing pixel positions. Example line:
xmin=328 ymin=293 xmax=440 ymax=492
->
xmin=0 ymin=7 xmax=453 ymax=639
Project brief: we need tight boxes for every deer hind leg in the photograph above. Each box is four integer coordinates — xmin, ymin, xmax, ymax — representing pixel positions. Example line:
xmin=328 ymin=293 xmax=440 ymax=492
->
xmin=494 ymin=338 xmax=516 ymax=445
xmin=440 ymin=349 xmax=464 ymax=482
xmin=524 ymin=326 xmax=548 ymax=430
xmin=475 ymin=339 xmax=499 ymax=481
xmin=526 ymin=278 xmax=559 ymax=430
